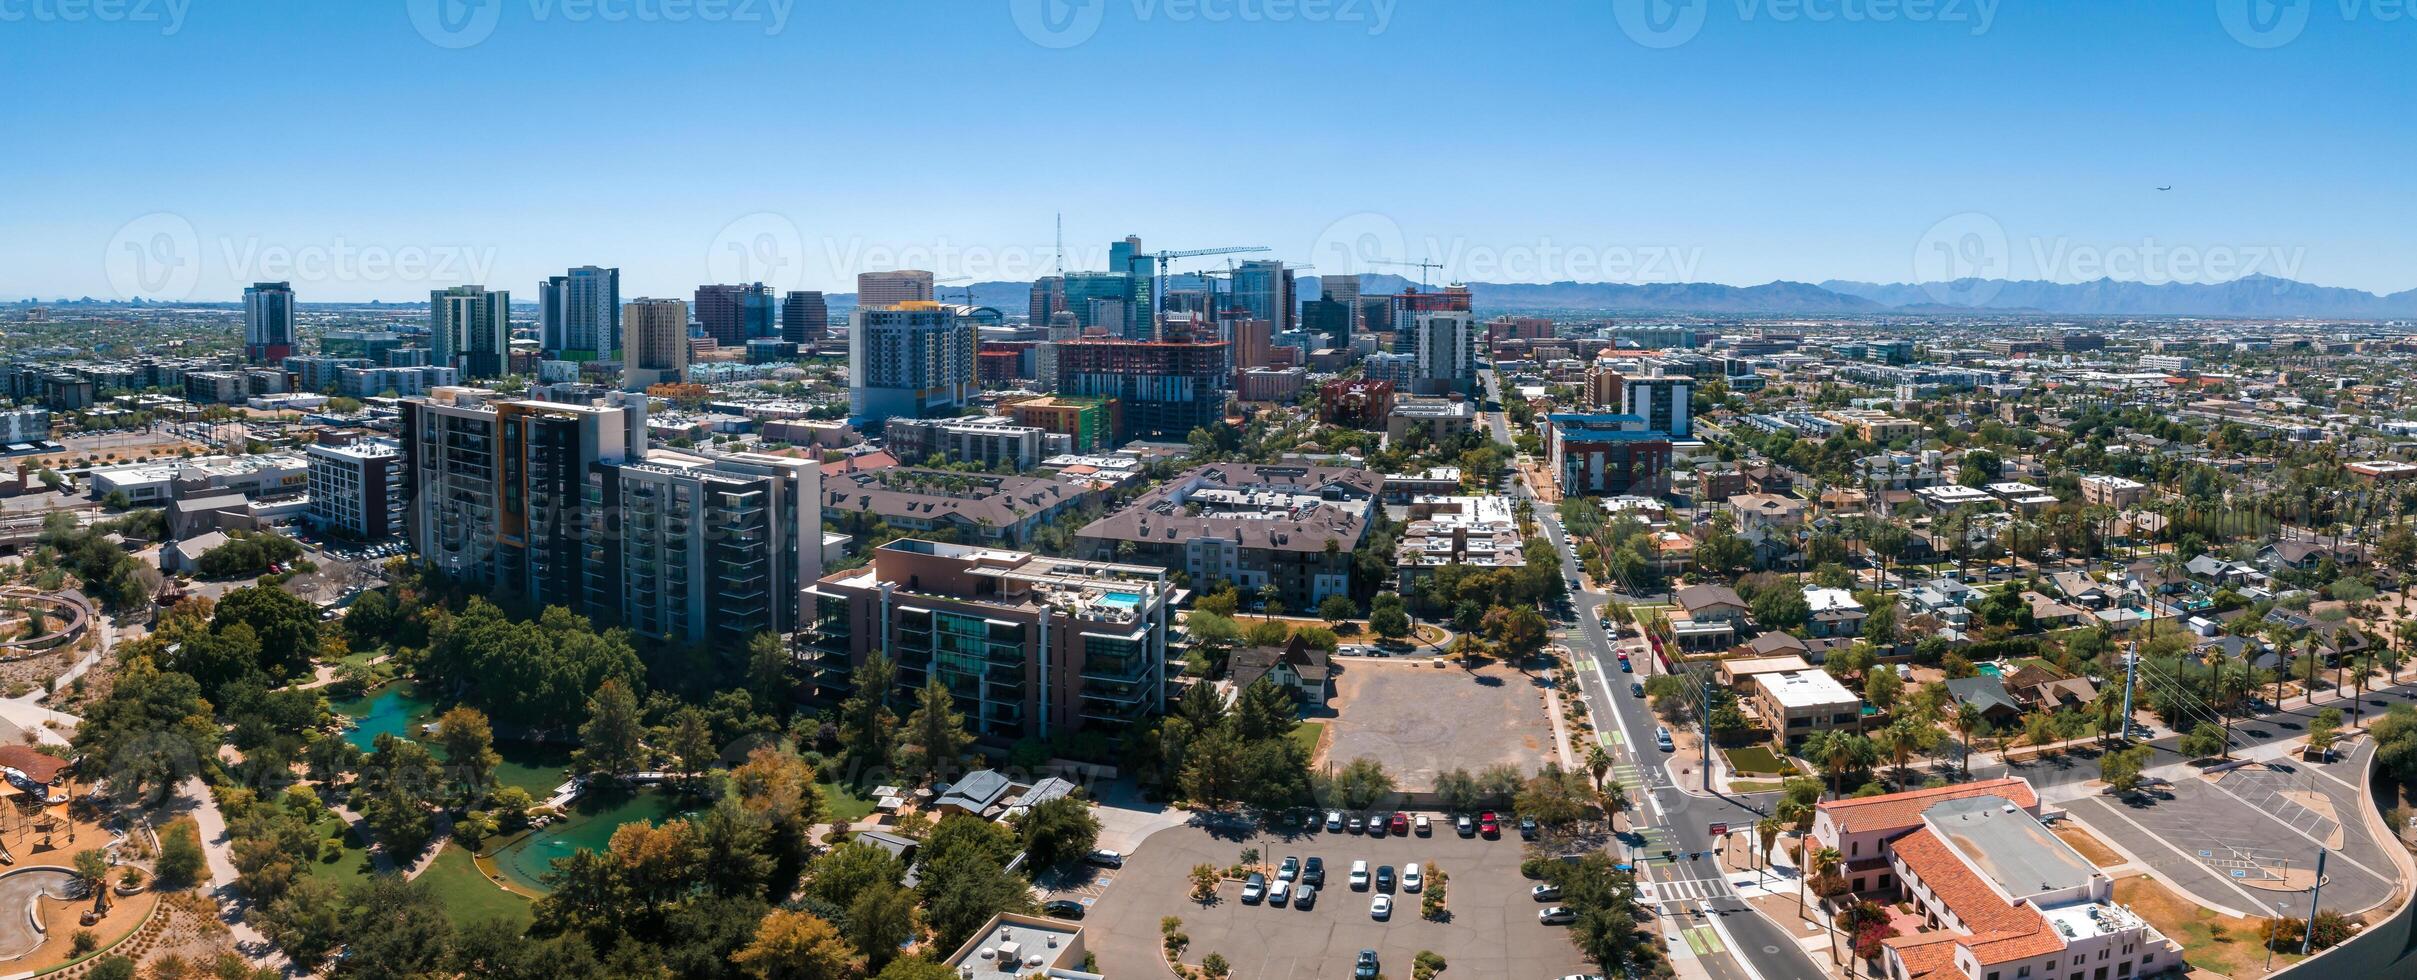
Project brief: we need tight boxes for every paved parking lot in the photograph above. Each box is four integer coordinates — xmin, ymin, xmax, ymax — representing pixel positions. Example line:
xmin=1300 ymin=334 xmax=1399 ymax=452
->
xmin=1322 ymin=659 xmax=1557 ymax=790
xmin=1080 ymin=815 xmax=1596 ymax=979
xmin=2065 ymin=744 xmax=2399 ymax=917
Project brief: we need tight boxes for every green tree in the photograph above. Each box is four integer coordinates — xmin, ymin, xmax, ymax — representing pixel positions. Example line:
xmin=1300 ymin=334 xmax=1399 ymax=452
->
xmin=901 ymin=676 xmax=975 ymax=783
xmin=837 ymin=654 xmax=899 ymax=772
xmin=574 ymin=679 xmax=645 ymax=776
xmin=74 ymin=656 xmax=217 ymax=805
xmin=745 ymin=631 xmax=793 ymax=714
xmin=251 ymin=876 xmax=344 ymax=968
xmin=2180 ymin=721 xmax=2228 ymax=759
xmin=1751 ymin=587 xmax=1811 ymax=633
xmin=436 ymin=706 xmax=501 ymax=804
xmin=1013 ymin=795 xmax=1102 ymax=870
xmin=2099 ymin=744 xmax=2153 ymax=796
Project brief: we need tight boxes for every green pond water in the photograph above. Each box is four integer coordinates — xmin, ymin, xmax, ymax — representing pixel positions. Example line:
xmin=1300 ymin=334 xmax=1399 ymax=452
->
xmin=490 ymin=786 xmax=701 ymax=892
xmin=329 ymin=683 xmax=690 ymax=894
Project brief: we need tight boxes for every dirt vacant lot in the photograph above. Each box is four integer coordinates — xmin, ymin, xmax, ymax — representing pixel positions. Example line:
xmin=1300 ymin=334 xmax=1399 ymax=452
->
xmin=1320 ymin=659 xmax=1554 ymax=790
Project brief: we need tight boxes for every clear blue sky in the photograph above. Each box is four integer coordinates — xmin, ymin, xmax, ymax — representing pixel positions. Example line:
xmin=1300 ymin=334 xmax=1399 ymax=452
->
xmin=4 ymin=0 xmax=2409 ymax=301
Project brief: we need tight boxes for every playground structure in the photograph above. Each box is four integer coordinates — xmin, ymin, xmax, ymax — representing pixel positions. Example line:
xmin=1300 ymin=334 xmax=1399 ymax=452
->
xmin=0 ymin=589 xmax=90 ymax=661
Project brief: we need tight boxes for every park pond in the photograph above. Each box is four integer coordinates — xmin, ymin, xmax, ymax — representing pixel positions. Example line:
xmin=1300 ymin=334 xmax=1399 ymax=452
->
xmin=331 ymin=682 xmax=579 ymax=799
xmin=488 ymin=785 xmax=701 ymax=892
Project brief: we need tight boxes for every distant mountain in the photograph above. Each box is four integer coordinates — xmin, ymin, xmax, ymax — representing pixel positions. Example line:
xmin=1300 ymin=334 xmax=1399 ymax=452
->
xmin=816 ymin=272 xmax=2417 ymax=319
xmin=1820 ymin=275 xmax=2417 ymax=318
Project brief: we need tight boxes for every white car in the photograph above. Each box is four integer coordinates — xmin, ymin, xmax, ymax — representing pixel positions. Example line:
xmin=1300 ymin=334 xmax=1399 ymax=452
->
xmin=1085 ymin=849 xmax=1125 ymax=868
xmin=1369 ymin=893 xmax=1393 ymax=920
xmin=1269 ymin=880 xmax=1291 ymax=907
xmin=1349 ymin=860 xmax=1370 ymax=890
xmin=1326 ymin=810 xmax=1345 ymax=832
xmin=1413 ymin=814 xmax=1432 ymax=835
xmin=1402 ymin=863 xmax=1423 ymax=892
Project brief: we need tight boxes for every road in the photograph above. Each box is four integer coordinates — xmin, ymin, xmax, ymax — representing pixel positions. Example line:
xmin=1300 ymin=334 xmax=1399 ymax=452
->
xmin=1485 ymin=368 xmax=1820 ymax=980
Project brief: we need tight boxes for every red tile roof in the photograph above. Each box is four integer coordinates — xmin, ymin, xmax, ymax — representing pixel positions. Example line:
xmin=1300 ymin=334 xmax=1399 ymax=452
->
xmin=1887 ymin=828 xmax=2062 ymax=968
xmin=1819 ymin=777 xmax=2038 ymax=838
xmin=1884 ymin=932 xmax=1964 ymax=979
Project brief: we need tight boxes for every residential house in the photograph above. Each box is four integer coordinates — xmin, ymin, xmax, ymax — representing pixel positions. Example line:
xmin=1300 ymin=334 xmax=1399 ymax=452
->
xmin=1230 ymin=634 xmax=1331 ymax=707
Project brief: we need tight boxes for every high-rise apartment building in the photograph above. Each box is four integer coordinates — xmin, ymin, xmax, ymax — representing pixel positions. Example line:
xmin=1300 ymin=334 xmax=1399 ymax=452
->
xmin=587 ymin=450 xmax=820 ymax=645
xmin=1388 ymin=284 xmax=1473 ymax=337
xmin=1061 ymin=272 xmax=1133 ymax=334
xmin=1233 ymin=260 xmax=1296 ymax=333
xmin=538 ymin=266 xmax=621 ymax=361
xmin=1110 ymin=235 xmax=1156 ymax=339
xmin=1620 ymin=371 xmax=1694 ymax=439
xmin=856 ymin=270 xmax=936 ymax=309
xmin=780 ymin=291 xmax=828 ymax=345
xmin=400 ymin=387 xmax=643 ymax=611
xmin=305 ymin=439 xmax=403 ymax=540
xmin=622 ymin=298 xmax=691 ymax=391
xmin=1054 ymin=339 xmax=1230 ymax=442
xmin=1407 ymin=311 xmax=1479 ymax=396
xmin=1027 ymin=276 xmax=1065 ymax=328
xmin=244 ymin=281 xmax=295 ymax=364
xmin=798 ymin=538 xmax=1176 ymax=740
xmin=430 ymin=285 xmax=511 ymax=379
xmin=847 ymin=304 xmax=978 ymax=429
xmin=695 ymin=282 xmax=775 ymax=347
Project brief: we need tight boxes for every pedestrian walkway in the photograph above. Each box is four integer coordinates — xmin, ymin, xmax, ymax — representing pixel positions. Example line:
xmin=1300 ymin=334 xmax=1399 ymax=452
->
xmin=1643 ymin=875 xmax=1737 ymax=904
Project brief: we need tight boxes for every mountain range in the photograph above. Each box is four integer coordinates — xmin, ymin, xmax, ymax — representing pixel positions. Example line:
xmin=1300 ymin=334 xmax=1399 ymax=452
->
xmin=821 ymin=273 xmax=2417 ymax=320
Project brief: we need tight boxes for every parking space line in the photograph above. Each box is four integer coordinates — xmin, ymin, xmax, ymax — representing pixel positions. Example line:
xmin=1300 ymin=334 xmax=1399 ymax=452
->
xmin=2202 ymin=775 xmax=2391 ymax=883
xmin=2070 ymin=797 xmax=2270 ymax=914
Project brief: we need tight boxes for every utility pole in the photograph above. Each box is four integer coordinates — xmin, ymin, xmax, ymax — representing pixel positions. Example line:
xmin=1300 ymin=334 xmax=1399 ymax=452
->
xmin=2302 ymin=849 xmax=2328 ymax=955
xmin=1701 ymin=669 xmax=1715 ymax=793
xmin=2122 ymin=641 xmax=2139 ymax=742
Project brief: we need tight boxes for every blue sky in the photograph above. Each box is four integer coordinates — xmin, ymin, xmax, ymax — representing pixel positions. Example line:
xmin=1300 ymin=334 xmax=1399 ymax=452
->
xmin=3 ymin=0 xmax=2410 ymax=301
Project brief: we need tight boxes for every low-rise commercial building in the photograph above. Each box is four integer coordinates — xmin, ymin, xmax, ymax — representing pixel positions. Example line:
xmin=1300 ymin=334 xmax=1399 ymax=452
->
xmin=821 ymin=467 xmax=1084 ymax=547
xmin=1386 ymin=395 xmax=1477 ymax=444
xmin=1751 ymin=669 xmax=1862 ymax=734
xmin=884 ymin=415 xmax=1069 ymax=472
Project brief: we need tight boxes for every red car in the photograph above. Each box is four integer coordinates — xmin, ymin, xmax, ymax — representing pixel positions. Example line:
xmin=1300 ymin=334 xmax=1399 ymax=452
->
xmin=1388 ymin=812 xmax=1409 ymax=836
xmin=1478 ymin=811 xmax=1500 ymax=838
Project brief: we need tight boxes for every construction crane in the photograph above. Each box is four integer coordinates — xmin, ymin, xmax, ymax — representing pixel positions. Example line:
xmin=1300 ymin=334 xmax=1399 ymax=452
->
xmin=1365 ymin=257 xmax=1444 ymax=290
xmin=933 ymin=275 xmax=975 ymax=307
xmin=1152 ymin=246 xmax=1270 ymax=319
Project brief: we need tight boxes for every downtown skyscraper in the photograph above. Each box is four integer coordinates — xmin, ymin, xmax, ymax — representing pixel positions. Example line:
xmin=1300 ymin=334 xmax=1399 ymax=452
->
xmin=243 ymin=281 xmax=294 ymax=364
xmin=538 ymin=265 xmax=621 ymax=362
xmin=430 ymin=285 xmax=511 ymax=380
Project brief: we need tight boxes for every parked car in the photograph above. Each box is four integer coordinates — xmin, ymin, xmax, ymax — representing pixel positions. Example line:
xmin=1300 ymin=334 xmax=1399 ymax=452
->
xmin=1388 ymin=812 xmax=1409 ymax=835
xmin=1539 ymin=905 xmax=1576 ymax=925
xmin=1370 ymin=894 xmax=1393 ymax=920
xmin=1354 ymin=949 xmax=1379 ymax=979
xmin=1278 ymin=855 xmax=1299 ymax=882
xmin=1479 ymin=811 xmax=1501 ymax=838
xmin=1620 ymin=658 xmax=1633 ymax=673
xmin=1348 ymin=814 xmax=1367 ymax=834
xmin=1241 ymin=873 xmax=1267 ymax=904
xmin=1368 ymin=812 xmax=1388 ymax=838
xmin=1519 ymin=815 xmax=1540 ymax=840
xmin=1327 ymin=810 xmax=1345 ymax=832
xmin=1349 ymin=860 xmax=1370 ymax=890
xmin=1413 ymin=814 xmax=1432 ymax=836
xmin=1269 ymin=880 xmax=1291 ymax=907
xmin=1086 ymin=849 xmax=1125 ymax=868
xmin=1040 ymin=899 xmax=1086 ymax=919
xmin=1303 ymin=856 xmax=1326 ymax=887
xmin=1630 ymin=681 xmax=1645 ymax=697
xmin=1455 ymin=814 xmax=1475 ymax=837
xmin=1656 ymin=726 xmax=1675 ymax=752
xmin=1295 ymin=883 xmax=1317 ymax=909
xmin=1375 ymin=865 xmax=1396 ymax=893
xmin=1403 ymin=863 xmax=1423 ymax=892
xmin=1531 ymin=883 xmax=1562 ymax=901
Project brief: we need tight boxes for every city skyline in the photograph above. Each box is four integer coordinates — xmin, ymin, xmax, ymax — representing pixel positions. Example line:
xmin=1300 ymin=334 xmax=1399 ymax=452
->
xmin=4 ymin=3 xmax=2410 ymax=301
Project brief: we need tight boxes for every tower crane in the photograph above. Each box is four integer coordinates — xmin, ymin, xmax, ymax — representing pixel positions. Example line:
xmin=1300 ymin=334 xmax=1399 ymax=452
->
xmin=1152 ymin=246 xmax=1270 ymax=319
xmin=933 ymin=275 xmax=975 ymax=307
xmin=1365 ymin=257 xmax=1444 ymax=291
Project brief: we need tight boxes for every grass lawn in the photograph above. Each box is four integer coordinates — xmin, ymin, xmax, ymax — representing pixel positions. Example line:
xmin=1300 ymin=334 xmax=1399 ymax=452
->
xmin=820 ymin=777 xmax=879 ymax=823
xmin=302 ymin=815 xmax=378 ymax=894
xmin=1289 ymin=721 xmax=1327 ymax=762
xmin=1724 ymin=746 xmax=1791 ymax=775
xmin=2112 ymin=874 xmax=2300 ymax=977
xmin=1728 ymin=780 xmax=1788 ymax=794
xmin=419 ymin=845 xmax=533 ymax=931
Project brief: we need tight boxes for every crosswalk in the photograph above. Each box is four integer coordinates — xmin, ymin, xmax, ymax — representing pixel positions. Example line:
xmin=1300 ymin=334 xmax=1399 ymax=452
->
xmin=1639 ymin=875 xmax=1735 ymax=904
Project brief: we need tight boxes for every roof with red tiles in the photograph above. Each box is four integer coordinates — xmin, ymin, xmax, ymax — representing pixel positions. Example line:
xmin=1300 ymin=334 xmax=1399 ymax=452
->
xmin=1818 ymin=777 xmax=2038 ymax=838
xmin=1888 ymin=827 xmax=2063 ymax=967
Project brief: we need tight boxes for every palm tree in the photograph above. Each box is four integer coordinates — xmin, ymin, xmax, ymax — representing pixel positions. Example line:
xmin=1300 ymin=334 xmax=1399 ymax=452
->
xmin=1802 ymin=845 xmax=1841 ymax=919
xmin=1953 ymin=701 xmax=1983 ymax=776
xmin=1801 ymin=731 xmax=1843 ymax=798
xmin=1756 ymin=818 xmax=1782 ymax=886
xmin=1585 ymin=743 xmax=1614 ymax=793
xmin=1882 ymin=718 xmax=1927 ymax=790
